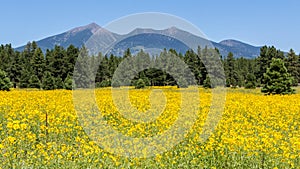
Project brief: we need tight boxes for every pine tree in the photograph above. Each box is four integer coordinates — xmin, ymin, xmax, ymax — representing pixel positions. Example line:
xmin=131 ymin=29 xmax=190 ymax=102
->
xmin=48 ymin=45 xmax=66 ymax=78
xmin=184 ymin=49 xmax=201 ymax=85
xmin=201 ymin=46 xmax=225 ymax=88
xmin=65 ymin=45 xmax=79 ymax=78
xmin=73 ymin=46 xmax=93 ymax=89
xmin=28 ymin=75 xmax=41 ymax=89
xmin=135 ymin=78 xmax=146 ymax=89
xmin=225 ymin=52 xmax=237 ymax=87
xmin=203 ymin=75 xmax=211 ymax=88
xmin=197 ymin=46 xmax=206 ymax=85
xmin=54 ymin=77 xmax=64 ymax=89
xmin=177 ymin=76 xmax=188 ymax=88
xmin=0 ymin=69 xmax=12 ymax=91
xmin=111 ymin=79 xmax=121 ymax=88
xmin=262 ymin=58 xmax=295 ymax=95
xmin=42 ymin=71 xmax=55 ymax=90
xmin=124 ymin=48 xmax=132 ymax=58
xmin=0 ymin=44 xmax=15 ymax=86
xmin=245 ymin=73 xmax=256 ymax=89
xmin=19 ymin=67 xmax=32 ymax=88
xmin=257 ymin=46 xmax=284 ymax=85
xmin=64 ymin=74 xmax=73 ymax=90
xmin=31 ymin=47 xmax=45 ymax=82
xmin=285 ymin=49 xmax=299 ymax=86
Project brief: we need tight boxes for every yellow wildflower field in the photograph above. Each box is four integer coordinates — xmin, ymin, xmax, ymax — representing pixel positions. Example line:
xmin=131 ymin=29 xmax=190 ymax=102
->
xmin=0 ymin=88 xmax=299 ymax=168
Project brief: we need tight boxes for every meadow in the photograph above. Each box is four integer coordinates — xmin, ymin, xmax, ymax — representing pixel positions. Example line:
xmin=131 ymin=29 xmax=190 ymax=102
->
xmin=0 ymin=87 xmax=299 ymax=168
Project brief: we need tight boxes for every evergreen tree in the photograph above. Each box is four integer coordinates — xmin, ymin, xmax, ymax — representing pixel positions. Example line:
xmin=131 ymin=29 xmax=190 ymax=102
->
xmin=111 ymin=79 xmax=121 ymax=88
xmin=262 ymin=58 xmax=295 ymax=95
xmin=65 ymin=45 xmax=79 ymax=78
xmin=28 ymin=75 xmax=41 ymax=89
xmin=96 ymin=55 xmax=111 ymax=84
xmin=285 ymin=49 xmax=299 ymax=86
xmin=19 ymin=67 xmax=32 ymax=88
xmin=135 ymin=78 xmax=146 ymax=89
xmin=19 ymin=42 xmax=36 ymax=88
xmin=203 ymin=75 xmax=211 ymax=88
xmin=124 ymin=48 xmax=132 ymax=58
xmin=231 ymin=70 xmax=240 ymax=88
xmin=177 ymin=76 xmax=189 ymax=88
xmin=31 ymin=47 xmax=45 ymax=82
xmin=184 ymin=49 xmax=201 ymax=85
xmin=42 ymin=71 xmax=55 ymax=90
xmin=64 ymin=74 xmax=73 ymax=90
xmin=201 ymin=46 xmax=225 ymax=87
xmin=0 ymin=69 xmax=12 ymax=91
xmin=54 ymin=77 xmax=64 ymax=89
xmin=257 ymin=46 xmax=284 ymax=85
xmin=225 ymin=52 xmax=236 ymax=87
xmin=139 ymin=71 xmax=151 ymax=86
xmin=0 ymin=45 xmax=15 ymax=83
xmin=97 ymin=80 xmax=111 ymax=87
xmin=197 ymin=46 xmax=207 ymax=85
xmin=73 ymin=46 xmax=93 ymax=88
xmin=46 ymin=45 xmax=67 ymax=80
xmin=245 ymin=73 xmax=256 ymax=89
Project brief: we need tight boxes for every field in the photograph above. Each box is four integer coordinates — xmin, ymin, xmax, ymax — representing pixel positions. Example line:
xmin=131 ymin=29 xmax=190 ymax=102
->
xmin=0 ymin=87 xmax=299 ymax=168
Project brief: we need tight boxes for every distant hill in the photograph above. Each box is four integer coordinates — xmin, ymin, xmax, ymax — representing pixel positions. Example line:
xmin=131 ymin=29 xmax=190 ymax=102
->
xmin=15 ymin=23 xmax=262 ymax=58
xmin=213 ymin=39 xmax=261 ymax=59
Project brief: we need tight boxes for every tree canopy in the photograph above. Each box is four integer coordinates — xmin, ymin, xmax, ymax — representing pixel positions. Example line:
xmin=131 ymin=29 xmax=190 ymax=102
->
xmin=0 ymin=42 xmax=299 ymax=93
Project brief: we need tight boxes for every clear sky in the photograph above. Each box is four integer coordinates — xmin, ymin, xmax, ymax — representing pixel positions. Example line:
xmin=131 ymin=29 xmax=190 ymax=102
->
xmin=1 ymin=0 xmax=299 ymax=52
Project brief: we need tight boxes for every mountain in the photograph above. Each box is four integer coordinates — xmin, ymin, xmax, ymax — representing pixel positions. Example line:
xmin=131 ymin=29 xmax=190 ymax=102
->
xmin=16 ymin=23 xmax=98 ymax=52
xmin=15 ymin=23 xmax=261 ymax=58
xmin=107 ymin=33 xmax=190 ymax=56
xmin=214 ymin=39 xmax=261 ymax=58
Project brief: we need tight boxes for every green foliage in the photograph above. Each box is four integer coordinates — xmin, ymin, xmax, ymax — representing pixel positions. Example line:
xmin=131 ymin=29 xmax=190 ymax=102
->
xmin=185 ymin=49 xmax=202 ymax=85
xmin=261 ymin=58 xmax=295 ymax=95
xmin=245 ymin=73 xmax=256 ymax=89
xmin=64 ymin=74 xmax=73 ymax=90
xmin=203 ymin=76 xmax=211 ymax=88
xmin=73 ymin=46 xmax=94 ymax=89
xmin=97 ymin=80 xmax=111 ymax=88
xmin=135 ymin=78 xmax=146 ymax=89
xmin=0 ymin=42 xmax=299 ymax=90
xmin=28 ymin=75 xmax=41 ymax=89
xmin=0 ymin=69 xmax=12 ymax=91
xmin=55 ymin=77 xmax=64 ymax=89
xmin=225 ymin=52 xmax=235 ymax=87
xmin=177 ymin=77 xmax=189 ymax=88
xmin=42 ymin=71 xmax=55 ymax=90
xmin=257 ymin=46 xmax=285 ymax=84
xmin=200 ymin=46 xmax=224 ymax=87
xmin=285 ymin=49 xmax=299 ymax=86
xmin=31 ymin=47 xmax=45 ymax=82
xmin=111 ymin=79 xmax=121 ymax=88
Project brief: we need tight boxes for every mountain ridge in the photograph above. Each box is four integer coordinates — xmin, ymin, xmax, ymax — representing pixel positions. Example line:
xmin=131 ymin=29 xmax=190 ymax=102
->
xmin=15 ymin=23 xmax=262 ymax=58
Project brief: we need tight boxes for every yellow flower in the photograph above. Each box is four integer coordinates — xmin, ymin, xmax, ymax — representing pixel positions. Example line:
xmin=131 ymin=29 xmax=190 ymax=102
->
xmin=6 ymin=122 xmax=13 ymax=129
xmin=13 ymin=123 xmax=20 ymax=130
xmin=7 ymin=136 xmax=16 ymax=144
xmin=20 ymin=123 xmax=27 ymax=130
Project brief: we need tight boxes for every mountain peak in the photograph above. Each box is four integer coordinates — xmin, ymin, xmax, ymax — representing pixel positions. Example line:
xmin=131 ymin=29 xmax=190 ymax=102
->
xmin=128 ymin=27 xmax=156 ymax=35
xmin=163 ymin=26 xmax=191 ymax=36
xmin=69 ymin=22 xmax=101 ymax=34
xmin=166 ymin=26 xmax=180 ymax=30
xmin=87 ymin=22 xmax=100 ymax=27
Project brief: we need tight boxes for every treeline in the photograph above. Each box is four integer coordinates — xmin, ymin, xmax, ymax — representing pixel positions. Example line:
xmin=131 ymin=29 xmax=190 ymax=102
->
xmin=0 ymin=41 xmax=299 ymax=90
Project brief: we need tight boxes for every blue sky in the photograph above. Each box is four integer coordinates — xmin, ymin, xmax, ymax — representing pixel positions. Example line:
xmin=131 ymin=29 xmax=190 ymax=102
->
xmin=1 ymin=0 xmax=299 ymax=52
